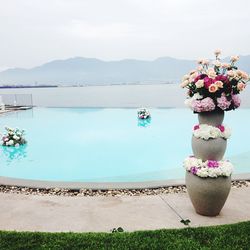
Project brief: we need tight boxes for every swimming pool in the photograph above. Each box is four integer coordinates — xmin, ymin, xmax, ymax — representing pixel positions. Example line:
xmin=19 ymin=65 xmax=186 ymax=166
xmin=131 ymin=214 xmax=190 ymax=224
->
xmin=0 ymin=108 xmax=249 ymax=183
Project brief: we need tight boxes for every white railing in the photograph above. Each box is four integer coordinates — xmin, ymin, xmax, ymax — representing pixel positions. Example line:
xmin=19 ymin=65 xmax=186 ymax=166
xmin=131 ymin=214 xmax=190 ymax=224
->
xmin=0 ymin=94 xmax=33 ymax=107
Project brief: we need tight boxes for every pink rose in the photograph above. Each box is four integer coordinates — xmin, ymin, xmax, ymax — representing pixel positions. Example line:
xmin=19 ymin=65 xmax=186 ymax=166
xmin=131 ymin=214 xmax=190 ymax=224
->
xmin=194 ymin=125 xmax=200 ymax=130
xmin=208 ymin=84 xmax=218 ymax=93
xmin=217 ymin=125 xmax=225 ymax=132
xmin=215 ymin=81 xmax=223 ymax=88
xmin=237 ymin=82 xmax=246 ymax=91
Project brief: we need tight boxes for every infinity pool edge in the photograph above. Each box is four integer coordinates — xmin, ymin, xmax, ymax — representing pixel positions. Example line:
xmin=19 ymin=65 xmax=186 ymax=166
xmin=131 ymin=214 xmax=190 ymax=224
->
xmin=0 ymin=173 xmax=250 ymax=190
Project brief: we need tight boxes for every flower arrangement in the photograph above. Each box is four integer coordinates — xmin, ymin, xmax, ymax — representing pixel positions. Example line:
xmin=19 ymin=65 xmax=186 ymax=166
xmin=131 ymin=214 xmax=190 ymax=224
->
xmin=181 ymin=50 xmax=249 ymax=113
xmin=137 ymin=108 xmax=151 ymax=119
xmin=1 ymin=127 xmax=27 ymax=147
xmin=184 ymin=156 xmax=233 ymax=178
xmin=193 ymin=124 xmax=231 ymax=140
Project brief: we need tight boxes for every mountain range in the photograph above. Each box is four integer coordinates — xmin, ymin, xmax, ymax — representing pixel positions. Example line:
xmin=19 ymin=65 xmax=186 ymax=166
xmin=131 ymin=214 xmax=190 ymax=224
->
xmin=0 ymin=56 xmax=249 ymax=86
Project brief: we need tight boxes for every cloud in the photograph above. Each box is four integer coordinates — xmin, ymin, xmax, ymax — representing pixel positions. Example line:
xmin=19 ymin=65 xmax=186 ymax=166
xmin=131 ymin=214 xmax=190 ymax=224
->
xmin=0 ymin=0 xmax=250 ymax=68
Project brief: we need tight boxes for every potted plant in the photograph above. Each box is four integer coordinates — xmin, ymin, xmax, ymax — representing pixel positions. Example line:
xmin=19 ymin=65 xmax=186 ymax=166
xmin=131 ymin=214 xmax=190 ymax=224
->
xmin=180 ymin=50 xmax=249 ymax=216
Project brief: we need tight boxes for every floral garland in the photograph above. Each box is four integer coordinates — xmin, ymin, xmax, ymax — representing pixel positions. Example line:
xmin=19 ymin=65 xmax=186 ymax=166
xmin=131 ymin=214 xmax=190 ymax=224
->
xmin=137 ymin=108 xmax=151 ymax=119
xmin=181 ymin=50 xmax=249 ymax=113
xmin=193 ymin=124 xmax=231 ymax=140
xmin=1 ymin=127 xmax=27 ymax=147
xmin=184 ymin=156 xmax=233 ymax=178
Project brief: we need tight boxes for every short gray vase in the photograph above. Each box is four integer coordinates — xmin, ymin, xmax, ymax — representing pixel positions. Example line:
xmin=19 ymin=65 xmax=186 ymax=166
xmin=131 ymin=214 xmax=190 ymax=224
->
xmin=192 ymin=136 xmax=227 ymax=161
xmin=198 ymin=110 xmax=224 ymax=126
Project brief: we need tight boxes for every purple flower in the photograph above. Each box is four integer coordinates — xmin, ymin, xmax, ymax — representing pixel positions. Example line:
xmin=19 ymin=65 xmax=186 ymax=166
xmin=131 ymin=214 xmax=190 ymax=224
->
xmin=217 ymin=95 xmax=231 ymax=110
xmin=190 ymin=166 xmax=198 ymax=174
xmin=232 ymin=94 xmax=241 ymax=108
xmin=207 ymin=160 xmax=219 ymax=168
xmin=204 ymin=77 xmax=213 ymax=89
xmin=192 ymin=97 xmax=216 ymax=112
xmin=215 ymin=75 xmax=229 ymax=84
xmin=194 ymin=74 xmax=207 ymax=83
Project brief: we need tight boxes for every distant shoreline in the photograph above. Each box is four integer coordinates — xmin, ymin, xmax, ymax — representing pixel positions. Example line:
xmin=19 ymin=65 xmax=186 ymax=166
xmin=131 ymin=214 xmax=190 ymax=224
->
xmin=0 ymin=85 xmax=58 ymax=89
xmin=0 ymin=82 xmax=173 ymax=89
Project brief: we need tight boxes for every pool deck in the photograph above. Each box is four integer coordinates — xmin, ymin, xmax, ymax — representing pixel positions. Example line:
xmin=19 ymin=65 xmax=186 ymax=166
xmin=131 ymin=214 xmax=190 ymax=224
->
xmin=0 ymin=186 xmax=249 ymax=232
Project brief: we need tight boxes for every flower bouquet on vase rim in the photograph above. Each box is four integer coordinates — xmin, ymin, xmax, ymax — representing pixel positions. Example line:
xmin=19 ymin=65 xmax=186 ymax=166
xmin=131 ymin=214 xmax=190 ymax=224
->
xmin=181 ymin=50 xmax=249 ymax=113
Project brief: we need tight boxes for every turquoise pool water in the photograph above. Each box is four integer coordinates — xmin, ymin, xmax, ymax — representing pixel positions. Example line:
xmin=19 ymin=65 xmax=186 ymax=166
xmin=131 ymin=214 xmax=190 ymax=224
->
xmin=0 ymin=108 xmax=249 ymax=182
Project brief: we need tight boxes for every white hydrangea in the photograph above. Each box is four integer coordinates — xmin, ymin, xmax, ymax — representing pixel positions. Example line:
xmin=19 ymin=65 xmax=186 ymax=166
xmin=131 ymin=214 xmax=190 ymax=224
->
xmin=183 ymin=156 xmax=233 ymax=178
xmin=193 ymin=124 xmax=231 ymax=140
xmin=184 ymin=93 xmax=203 ymax=108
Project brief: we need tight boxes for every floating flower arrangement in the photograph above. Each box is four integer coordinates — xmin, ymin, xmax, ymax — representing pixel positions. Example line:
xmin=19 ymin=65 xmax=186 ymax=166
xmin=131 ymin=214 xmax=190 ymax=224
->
xmin=181 ymin=50 xmax=249 ymax=113
xmin=1 ymin=127 xmax=27 ymax=147
xmin=184 ymin=156 xmax=233 ymax=178
xmin=193 ymin=124 xmax=231 ymax=140
xmin=137 ymin=108 xmax=151 ymax=119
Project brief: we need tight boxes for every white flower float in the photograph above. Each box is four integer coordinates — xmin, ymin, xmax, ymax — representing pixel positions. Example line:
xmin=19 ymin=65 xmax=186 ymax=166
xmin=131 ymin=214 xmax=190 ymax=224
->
xmin=1 ymin=127 xmax=27 ymax=147
xmin=137 ymin=108 xmax=151 ymax=119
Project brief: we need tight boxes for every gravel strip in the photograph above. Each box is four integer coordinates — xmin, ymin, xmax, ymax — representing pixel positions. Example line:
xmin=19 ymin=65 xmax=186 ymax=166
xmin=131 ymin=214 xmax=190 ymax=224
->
xmin=0 ymin=180 xmax=249 ymax=197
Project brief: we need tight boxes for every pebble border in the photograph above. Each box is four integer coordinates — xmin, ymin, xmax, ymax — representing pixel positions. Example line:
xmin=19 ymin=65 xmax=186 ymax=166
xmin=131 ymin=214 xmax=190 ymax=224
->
xmin=0 ymin=180 xmax=249 ymax=197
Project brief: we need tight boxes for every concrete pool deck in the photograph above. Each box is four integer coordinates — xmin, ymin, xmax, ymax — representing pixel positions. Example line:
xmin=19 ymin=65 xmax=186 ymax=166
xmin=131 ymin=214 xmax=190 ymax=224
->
xmin=0 ymin=186 xmax=249 ymax=232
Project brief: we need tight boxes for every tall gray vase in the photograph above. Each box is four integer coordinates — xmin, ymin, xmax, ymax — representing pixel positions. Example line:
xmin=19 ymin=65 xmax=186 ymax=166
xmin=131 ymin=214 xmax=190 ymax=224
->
xmin=186 ymin=171 xmax=231 ymax=216
xmin=186 ymin=109 xmax=231 ymax=216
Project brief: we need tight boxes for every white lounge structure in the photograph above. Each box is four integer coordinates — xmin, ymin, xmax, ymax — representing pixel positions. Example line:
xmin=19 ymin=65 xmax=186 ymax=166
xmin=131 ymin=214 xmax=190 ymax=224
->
xmin=0 ymin=96 xmax=5 ymax=111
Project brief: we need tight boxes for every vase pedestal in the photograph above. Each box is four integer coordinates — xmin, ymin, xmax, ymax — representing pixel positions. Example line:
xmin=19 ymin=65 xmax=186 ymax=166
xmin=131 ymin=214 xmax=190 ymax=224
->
xmin=186 ymin=109 xmax=231 ymax=216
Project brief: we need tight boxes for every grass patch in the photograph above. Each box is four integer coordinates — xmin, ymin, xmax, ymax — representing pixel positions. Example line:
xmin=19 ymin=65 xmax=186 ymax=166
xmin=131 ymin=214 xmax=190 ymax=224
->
xmin=0 ymin=221 xmax=249 ymax=249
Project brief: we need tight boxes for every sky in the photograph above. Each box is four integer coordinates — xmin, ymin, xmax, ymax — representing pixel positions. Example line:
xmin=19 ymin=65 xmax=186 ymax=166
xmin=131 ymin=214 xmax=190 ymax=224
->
xmin=0 ymin=0 xmax=250 ymax=70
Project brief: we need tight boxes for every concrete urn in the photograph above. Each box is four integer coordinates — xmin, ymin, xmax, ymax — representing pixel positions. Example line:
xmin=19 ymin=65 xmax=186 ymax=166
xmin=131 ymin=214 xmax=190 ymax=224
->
xmin=186 ymin=171 xmax=231 ymax=216
xmin=186 ymin=110 xmax=231 ymax=216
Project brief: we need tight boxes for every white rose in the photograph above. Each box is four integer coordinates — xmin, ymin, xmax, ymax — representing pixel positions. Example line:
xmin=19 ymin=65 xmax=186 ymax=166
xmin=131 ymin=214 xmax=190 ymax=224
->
xmin=213 ymin=60 xmax=221 ymax=67
xmin=193 ymin=93 xmax=203 ymax=100
xmin=210 ymin=128 xmax=220 ymax=138
xmin=195 ymin=79 xmax=204 ymax=88
xmin=180 ymin=80 xmax=189 ymax=88
xmin=189 ymin=72 xmax=199 ymax=82
xmin=214 ymin=49 xmax=221 ymax=56
xmin=184 ymin=98 xmax=193 ymax=108
xmin=207 ymin=68 xmax=217 ymax=79
xmin=202 ymin=59 xmax=209 ymax=65
xmin=230 ymin=55 xmax=239 ymax=63
xmin=221 ymin=63 xmax=230 ymax=69
xmin=227 ymin=70 xmax=236 ymax=78
xmin=13 ymin=135 xmax=19 ymax=140
xmin=182 ymin=74 xmax=190 ymax=81
xmin=223 ymin=127 xmax=231 ymax=139
xmin=8 ymin=140 xmax=14 ymax=145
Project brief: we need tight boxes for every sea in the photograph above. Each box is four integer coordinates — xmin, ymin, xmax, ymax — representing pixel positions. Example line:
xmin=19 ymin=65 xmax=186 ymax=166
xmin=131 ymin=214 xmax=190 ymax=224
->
xmin=0 ymin=84 xmax=250 ymax=108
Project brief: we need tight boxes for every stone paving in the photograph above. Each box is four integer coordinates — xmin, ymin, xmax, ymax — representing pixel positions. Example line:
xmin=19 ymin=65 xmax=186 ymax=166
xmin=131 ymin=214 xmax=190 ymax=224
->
xmin=0 ymin=186 xmax=249 ymax=232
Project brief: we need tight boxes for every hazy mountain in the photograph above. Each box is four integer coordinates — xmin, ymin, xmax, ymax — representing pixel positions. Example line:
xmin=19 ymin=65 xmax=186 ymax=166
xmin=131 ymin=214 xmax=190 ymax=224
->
xmin=0 ymin=56 xmax=249 ymax=86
